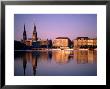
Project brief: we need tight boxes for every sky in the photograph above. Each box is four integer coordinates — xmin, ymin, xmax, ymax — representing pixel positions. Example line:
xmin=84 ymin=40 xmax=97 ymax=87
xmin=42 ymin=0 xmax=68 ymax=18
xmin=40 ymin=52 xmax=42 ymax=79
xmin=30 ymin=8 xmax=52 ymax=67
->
xmin=14 ymin=14 xmax=97 ymax=41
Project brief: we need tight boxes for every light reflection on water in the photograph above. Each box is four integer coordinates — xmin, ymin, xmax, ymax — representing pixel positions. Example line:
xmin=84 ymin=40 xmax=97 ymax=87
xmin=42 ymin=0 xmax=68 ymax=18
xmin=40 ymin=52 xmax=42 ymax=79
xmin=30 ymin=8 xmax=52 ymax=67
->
xmin=14 ymin=50 xmax=97 ymax=76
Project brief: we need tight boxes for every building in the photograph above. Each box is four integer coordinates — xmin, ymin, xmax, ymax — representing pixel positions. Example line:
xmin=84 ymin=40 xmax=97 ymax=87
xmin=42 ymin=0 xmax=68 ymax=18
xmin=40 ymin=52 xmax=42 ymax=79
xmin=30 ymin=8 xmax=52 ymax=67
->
xmin=25 ymin=38 xmax=32 ymax=46
xmin=22 ymin=24 xmax=39 ymax=48
xmin=88 ymin=38 xmax=97 ymax=46
xmin=74 ymin=37 xmax=88 ymax=48
xmin=74 ymin=37 xmax=97 ymax=49
xmin=32 ymin=41 xmax=40 ymax=48
xmin=53 ymin=37 xmax=71 ymax=49
xmin=32 ymin=24 xmax=37 ymax=42
xmin=23 ymin=24 xmax=27 ymax=41
xmin=21 ymin=24 xmax=51 ymax=49
xmin=40 ymin=39 xmax=48 ymax=46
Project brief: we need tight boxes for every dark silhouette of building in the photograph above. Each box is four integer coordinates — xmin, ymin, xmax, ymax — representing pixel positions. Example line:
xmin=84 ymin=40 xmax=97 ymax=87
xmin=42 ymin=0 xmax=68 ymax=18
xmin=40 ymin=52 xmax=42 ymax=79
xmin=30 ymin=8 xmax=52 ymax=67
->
xmin=22 ymin=24 xmax=40 ymax=48
xmin=48 ymin=39 xmax=52 ymax=48
xmin=20 ymin=24 xmax=53 ymax=49
xmin=23 ymin=24 xmax=27 ymax=41
xmin=14 ymin=40 xmax=27 ymax=50
xmin=32 ymin=24 xmax=37 ymax=42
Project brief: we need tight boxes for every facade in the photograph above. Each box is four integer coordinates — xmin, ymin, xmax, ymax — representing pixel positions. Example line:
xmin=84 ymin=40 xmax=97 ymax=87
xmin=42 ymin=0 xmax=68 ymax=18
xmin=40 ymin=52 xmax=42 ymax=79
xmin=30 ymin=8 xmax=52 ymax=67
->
xmin=40 ymin=39 xmax=48 ymax=46
xmin=53 ymin=37 xmax=71 ymax=49
xmin=74 ymin=37 xmax=97 ymax=49
xmin=25 ymin=39 xmax=32 ymax=46
xmin=39 ymin=39 xmax=48 ymax=48
xmin=74 ymin=37 xmax=88 ymax=48
xmin=32 ymin=41 xmax=40 ymax=48
xmin=88 ymin=38 xmax=97 ymax=46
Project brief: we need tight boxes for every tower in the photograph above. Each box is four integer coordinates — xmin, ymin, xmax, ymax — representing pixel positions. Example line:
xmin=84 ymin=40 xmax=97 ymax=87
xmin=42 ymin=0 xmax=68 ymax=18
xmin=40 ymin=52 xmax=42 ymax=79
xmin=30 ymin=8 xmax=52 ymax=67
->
xmin=23 ymin=24 xmax=27 ymax=41
xmin=32 ymin=24 xmax=37 ymax=42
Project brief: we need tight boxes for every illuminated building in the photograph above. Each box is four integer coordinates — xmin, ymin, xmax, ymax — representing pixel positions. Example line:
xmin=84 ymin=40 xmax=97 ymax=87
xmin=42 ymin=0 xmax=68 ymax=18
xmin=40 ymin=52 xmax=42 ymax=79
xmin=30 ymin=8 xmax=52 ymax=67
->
xmin=74 ymin=37 xmax=97 ymax=49
xmin=74 ymin=37 xmax=88 ymax=48
xmin=88 ymin=38 xmax=97 ymax=46
xmin=53 ymin=37 xmax=71 ymax=49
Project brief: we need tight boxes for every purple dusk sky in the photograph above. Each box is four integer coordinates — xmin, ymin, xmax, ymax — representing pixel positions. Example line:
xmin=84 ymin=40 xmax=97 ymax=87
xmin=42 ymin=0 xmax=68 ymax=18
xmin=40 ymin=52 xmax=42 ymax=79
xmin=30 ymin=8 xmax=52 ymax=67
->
xmin=14 ymin=14 xmax=97 ymax=41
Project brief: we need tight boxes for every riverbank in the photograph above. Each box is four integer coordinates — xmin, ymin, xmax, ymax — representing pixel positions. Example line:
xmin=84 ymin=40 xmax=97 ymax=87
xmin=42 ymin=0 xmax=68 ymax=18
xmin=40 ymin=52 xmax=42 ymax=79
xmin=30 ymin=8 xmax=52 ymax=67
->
xmin=14 ymin=48 xmax=97 ymax=52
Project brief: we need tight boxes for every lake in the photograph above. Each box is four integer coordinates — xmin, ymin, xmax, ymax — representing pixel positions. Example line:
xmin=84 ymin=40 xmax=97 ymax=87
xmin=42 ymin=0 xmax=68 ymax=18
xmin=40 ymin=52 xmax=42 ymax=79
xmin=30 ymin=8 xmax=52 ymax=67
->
xmin=14 ymin=49 xmax=97 ymax=76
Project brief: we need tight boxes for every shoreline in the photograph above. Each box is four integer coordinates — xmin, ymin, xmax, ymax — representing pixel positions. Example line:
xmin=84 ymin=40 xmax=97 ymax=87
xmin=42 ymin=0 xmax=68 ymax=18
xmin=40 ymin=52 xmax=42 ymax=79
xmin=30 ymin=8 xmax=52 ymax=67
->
xmin=14 ymin=48 xmax=97 ymax=51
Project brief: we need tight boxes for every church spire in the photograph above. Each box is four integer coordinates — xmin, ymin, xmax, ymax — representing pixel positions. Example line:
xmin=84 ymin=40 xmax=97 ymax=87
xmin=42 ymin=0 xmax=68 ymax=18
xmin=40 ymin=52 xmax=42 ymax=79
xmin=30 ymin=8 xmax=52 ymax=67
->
xmin=32 ymin=24 xmax=37 ymax=41
xmin=24 ymin=24 xmax=26 ymax=31
xmin=33 ymin=24 xmax=36 ymax=32
xmin=23 ymin=24 xmax=27 ymax=41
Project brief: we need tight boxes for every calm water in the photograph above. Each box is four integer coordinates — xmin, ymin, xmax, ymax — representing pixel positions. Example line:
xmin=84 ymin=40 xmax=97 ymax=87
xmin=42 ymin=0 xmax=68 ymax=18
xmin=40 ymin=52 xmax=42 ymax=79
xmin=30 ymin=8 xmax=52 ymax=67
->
xmin=14 ymin=50 xmax=97 ymax=76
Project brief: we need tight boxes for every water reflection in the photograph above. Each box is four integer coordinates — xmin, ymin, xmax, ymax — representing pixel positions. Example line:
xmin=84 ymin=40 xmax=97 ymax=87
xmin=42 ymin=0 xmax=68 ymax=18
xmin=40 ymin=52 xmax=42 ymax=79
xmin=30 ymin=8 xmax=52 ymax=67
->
xmin=52 ymin=50 xmax=71 ymax=64
xmin=14 ymin=50 xmax=97 ymax=76
xmin=74 ymin=50 xmax=97 ymax=64
xmin=23 ymin=54 xmax=27 ymax=75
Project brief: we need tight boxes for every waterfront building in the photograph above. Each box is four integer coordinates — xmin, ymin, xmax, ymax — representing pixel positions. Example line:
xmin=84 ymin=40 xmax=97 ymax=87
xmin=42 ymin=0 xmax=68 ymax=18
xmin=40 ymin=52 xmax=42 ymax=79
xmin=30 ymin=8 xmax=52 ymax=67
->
xmin=53 ymin=37 xmax=71 ymax=49
xmin=74 ymin=37 xmax=97 ymax=49
xmin=25 ymin=38 xmax=32 ymax=46
xmin=74 ymin=37 xmax=88 ymax=48
xmin=40 ymin=39 xmax=48 ymax=48
xmin=88 ymin=38 xmax=97 ymax=46
xmin=21 ymin=24 xmax=51 ymax=49
xmin=22 ymin=24 xmax=40 ymax=48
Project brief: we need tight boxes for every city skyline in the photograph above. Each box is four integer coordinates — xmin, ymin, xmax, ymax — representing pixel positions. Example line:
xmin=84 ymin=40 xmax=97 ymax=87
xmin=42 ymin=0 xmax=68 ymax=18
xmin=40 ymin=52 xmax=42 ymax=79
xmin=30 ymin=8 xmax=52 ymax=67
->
xmin=14 ymin=14 xmax=97 ymax=41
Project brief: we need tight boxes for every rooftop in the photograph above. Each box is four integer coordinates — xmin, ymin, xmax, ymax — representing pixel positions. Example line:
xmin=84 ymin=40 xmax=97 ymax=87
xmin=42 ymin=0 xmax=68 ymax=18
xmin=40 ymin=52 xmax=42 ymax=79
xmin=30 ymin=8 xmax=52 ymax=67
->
xmin=56 ymin=37 xmax=70 ymax=39
xmin=76 ymin=37 xmax=89 ymax=39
